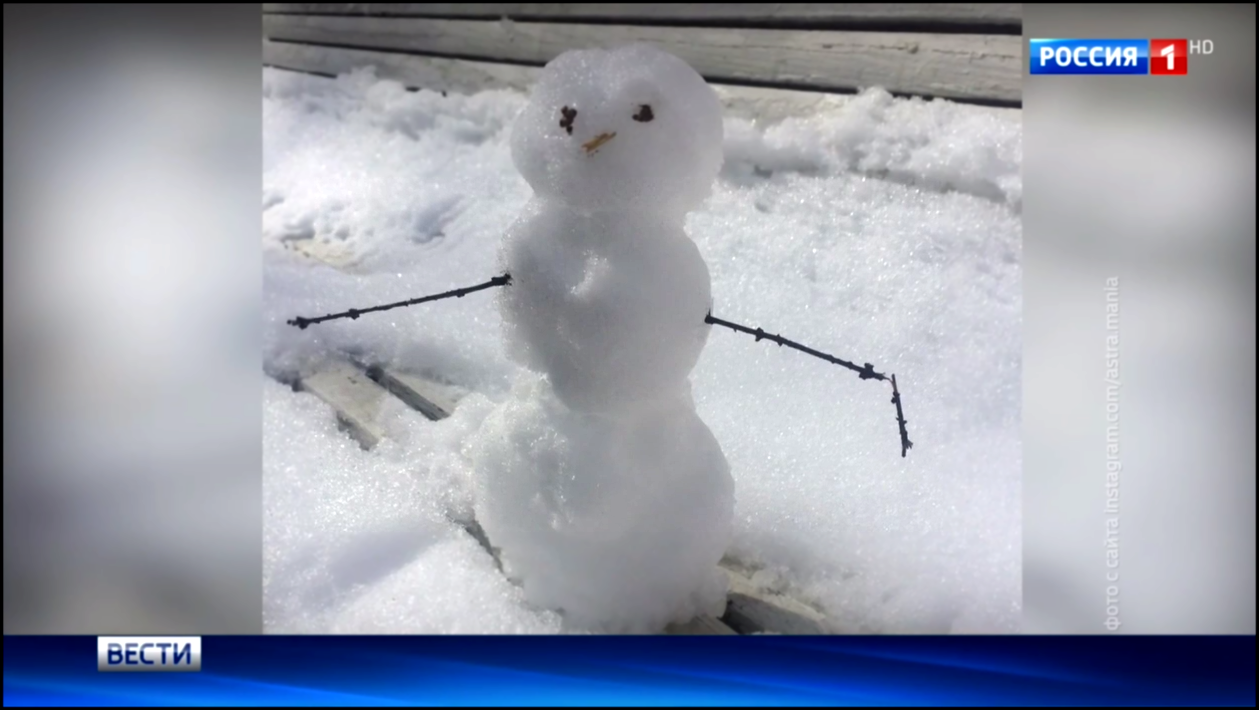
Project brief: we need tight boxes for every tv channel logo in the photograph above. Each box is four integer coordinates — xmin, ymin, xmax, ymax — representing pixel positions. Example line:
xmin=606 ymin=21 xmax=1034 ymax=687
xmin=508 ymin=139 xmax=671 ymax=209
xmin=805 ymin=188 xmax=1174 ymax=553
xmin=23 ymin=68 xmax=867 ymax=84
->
xmin=97 ymin=636 xmax=202 ymax=672
xmin=1030 ymin=39 xmax=1149 ymax=74
xmin=1030 ymin=39 xmax=1210 ymax=75
xmin=1149 ymin=39 xmax=1188 ymax=75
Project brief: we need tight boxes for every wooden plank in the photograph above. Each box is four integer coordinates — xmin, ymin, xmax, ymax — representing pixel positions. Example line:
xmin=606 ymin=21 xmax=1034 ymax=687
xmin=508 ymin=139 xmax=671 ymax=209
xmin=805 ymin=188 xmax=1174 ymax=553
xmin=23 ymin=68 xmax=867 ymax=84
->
xmin=719 ymin=564 xmax=830 ymax=635
xmin=276 ymin=233 xmax=361 ymax=270
xmin=264 ymin=40 xmax=849 ymax=121
xmin=665 ymin=614 xmax=738 ymax=635
xmin=262 ymin=4 xmax=1023 ymax=29
xmin=297 ymin=360 xmax=394 ymax=449
xmin=456 ymin=516 xmax=507 ymax=577
xmin=263 ymin=15 xmax=1021 ymax=103
xmin=714 ymin=84 xmax=854 ymax=125
xmin=365 ymin=365 xmax=465 ymax=421
xmin=265 ymin=38 xmax=539 ymax=93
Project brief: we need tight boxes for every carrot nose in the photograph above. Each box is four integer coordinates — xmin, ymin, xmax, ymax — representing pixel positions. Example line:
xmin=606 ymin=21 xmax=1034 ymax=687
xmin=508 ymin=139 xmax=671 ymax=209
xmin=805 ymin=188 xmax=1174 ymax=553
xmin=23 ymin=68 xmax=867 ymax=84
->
xmin=582 ymin=132 xmax=616 ymax=155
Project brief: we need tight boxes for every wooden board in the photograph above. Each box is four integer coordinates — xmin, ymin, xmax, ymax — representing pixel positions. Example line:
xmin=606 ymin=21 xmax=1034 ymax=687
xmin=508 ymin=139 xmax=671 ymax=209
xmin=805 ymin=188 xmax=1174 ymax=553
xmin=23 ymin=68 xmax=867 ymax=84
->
xmin=262 ymin=4 xmax=1022 ymax=31
xmin=265 ymin=38 xmax=538 ymax=92
xmin=296 ymin=360 xmax=394 ymax=449
xmin=264 ymin=40 xmax=861 ymax=122
xmin=365 ymin=365 xmax=464 ymax=421
xmin=720 ymin=565 xmax=830 ymax=635
xmin=263 ymin=15 xmax=1022 ymax=104
xmin=665 ymin=614 xmax=738 ymax=635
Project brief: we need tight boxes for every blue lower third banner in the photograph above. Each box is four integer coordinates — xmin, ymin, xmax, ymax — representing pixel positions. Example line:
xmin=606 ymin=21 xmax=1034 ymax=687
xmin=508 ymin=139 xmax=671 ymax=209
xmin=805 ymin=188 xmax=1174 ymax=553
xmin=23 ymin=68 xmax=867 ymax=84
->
xmin=4 ymin=636 xmax=1255 ymax=706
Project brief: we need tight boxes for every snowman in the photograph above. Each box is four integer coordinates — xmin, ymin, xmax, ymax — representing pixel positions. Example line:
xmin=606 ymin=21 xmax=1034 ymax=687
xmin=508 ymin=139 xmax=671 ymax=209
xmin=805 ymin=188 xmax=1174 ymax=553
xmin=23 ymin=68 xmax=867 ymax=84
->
xmin=469 ymin=43 xmax=734 ymax=633
xmin=286 ymin=41 xmax=912 ymax=633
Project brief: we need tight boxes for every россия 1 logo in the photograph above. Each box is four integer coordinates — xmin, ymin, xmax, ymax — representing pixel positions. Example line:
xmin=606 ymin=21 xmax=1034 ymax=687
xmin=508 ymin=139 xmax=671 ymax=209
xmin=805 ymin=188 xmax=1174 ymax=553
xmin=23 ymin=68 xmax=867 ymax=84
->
xmin=1030 ymin=39 xmax=1205 ymax=75
xmin=1149 ymin=39 xmax=1188 ymax=75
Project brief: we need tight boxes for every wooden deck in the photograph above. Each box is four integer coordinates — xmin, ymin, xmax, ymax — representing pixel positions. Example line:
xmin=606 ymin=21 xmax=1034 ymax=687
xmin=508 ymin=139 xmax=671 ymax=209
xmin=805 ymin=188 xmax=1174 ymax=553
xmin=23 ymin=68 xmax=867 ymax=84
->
xmin=263 ymin=3 xmax=1022 ymax=107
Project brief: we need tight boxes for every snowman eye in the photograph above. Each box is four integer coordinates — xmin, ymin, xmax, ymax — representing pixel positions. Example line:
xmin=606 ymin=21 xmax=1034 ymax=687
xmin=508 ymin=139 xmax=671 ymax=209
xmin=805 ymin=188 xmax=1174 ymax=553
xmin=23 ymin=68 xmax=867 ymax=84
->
xmin=559 ymin=106 xmax=577 ymax=135
xmin=632 ymin=104 xmax=654 ymax=123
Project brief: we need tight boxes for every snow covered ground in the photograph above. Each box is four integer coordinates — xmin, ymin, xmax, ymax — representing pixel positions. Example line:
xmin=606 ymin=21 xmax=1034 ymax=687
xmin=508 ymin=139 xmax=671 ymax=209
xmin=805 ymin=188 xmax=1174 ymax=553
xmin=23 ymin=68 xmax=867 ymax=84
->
xmin=262 ymin=65 xmax=1022 ymax=634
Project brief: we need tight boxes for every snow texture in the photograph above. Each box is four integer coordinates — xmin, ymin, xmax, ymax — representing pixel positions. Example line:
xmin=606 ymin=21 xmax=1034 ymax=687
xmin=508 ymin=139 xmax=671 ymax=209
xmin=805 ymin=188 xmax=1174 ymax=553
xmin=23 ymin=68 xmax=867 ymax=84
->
xmin=263 ymin=41 xmax=1022 ymax=634
xmin=473 ymin=373 xmax=733 ymax=631
xmin=472 ymin=44 xmax=735 ymax=632
xmin=510 ymin=43 xmax=725 ymax=218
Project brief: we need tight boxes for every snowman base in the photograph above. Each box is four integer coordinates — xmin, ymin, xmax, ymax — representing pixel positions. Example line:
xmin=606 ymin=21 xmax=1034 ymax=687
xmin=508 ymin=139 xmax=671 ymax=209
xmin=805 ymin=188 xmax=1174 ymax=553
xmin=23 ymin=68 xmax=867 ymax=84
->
xmin=457 ymin=514 xmax=831 ymax=635
xmin=469 ymin=372 xmax=735 ymax=634
xmin=293 ymin=357 xmax=832 ymax=634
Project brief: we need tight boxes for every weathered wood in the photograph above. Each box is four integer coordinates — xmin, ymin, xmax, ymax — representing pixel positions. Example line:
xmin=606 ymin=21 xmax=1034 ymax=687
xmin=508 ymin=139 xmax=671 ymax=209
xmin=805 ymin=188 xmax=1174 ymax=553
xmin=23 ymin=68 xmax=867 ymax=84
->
xmin=366 ymin=365 xmax=463 ymax=421
xmin=264 ymin=40 xmax=856 ymax=122
xmin=665 ymin=614 xmax=739 ymax=635
xmin=265 ymin=38 xmax=538 ymax=92
xmin=266 ymin=40 xmax=857 ymax=122
xmin=277 ymin=233 xmax=361 ymax=270
xmin=296 ymin=360 xmax=394 ymax=449
xmin=263 ymin=4 xmax=1022 ymax=30
xmin=263 ymin=15 xmax=1022 ymax=103
xmin=456 ymin=516 xmax=506 ymax=577
xmin=719 ymin=565 xmax=830 ymax=635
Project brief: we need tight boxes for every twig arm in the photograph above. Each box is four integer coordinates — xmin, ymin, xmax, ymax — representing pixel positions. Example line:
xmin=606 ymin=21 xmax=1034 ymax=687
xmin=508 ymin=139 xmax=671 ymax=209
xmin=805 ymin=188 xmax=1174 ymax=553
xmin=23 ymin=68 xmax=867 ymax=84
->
xmin=287 ymin=274 xmax=512 ymax=329
xmin=705 ymin=313 xmax=886 ymax=381
xmin=891 ymin=374 xmax=913 ymax=458
xmin=706 ymin=311 xmax=913 ymax=458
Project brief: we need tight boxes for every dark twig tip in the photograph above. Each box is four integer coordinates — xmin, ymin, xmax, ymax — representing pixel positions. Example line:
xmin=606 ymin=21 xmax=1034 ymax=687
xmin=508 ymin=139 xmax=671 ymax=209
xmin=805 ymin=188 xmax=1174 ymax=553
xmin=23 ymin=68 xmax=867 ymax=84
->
xmin=889 ymin=373 xmax=913 ymax=458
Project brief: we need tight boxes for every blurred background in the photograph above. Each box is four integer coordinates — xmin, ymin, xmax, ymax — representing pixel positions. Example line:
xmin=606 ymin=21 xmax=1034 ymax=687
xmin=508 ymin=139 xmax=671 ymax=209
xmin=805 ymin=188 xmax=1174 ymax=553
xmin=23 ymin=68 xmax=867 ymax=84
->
xmin=4 ymin=5 xmax=262 ymax=633
xmin=1023 ymin=4 xmax=1254 ymax=633
xmin=3 ymin=3 xmax=1253 ymax=635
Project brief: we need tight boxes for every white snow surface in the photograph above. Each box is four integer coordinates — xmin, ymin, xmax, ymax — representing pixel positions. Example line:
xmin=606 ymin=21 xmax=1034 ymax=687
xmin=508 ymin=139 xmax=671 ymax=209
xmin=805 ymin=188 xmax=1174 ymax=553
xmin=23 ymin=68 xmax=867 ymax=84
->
xmin=263 ymin=52 xmax=1022 ymax=634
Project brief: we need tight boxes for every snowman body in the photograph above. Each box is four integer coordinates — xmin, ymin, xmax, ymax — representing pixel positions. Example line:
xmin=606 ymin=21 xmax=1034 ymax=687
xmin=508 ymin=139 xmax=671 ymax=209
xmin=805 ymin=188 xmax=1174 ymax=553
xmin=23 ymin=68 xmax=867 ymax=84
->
xmin=499 ymin=200 xmax=713 ymax=412
xmin=471 ymin=43 xmax=734 ymax=632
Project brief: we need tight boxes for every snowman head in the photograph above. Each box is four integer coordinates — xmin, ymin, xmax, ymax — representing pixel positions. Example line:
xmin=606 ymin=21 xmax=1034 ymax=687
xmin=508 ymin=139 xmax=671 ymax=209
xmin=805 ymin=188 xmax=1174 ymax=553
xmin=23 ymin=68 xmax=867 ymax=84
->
xmin=511 ymin=43 xmax=724 ymax=216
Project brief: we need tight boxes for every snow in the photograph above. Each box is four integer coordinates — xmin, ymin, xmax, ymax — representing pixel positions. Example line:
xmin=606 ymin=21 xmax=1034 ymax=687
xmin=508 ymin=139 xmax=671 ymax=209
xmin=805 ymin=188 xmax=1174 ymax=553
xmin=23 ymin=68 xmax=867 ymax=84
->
xmin=467 ymin=44 xmax=735 ymax=633
xmin=495 ymin=200 xmax=715 ymax=411
xmin=473 ymin=373 xmax=733 ymax=631
xmin=509 ymin=43 xmax=725 ymax=218
xmin=262 ymin=50 xmax=1022 ymax=634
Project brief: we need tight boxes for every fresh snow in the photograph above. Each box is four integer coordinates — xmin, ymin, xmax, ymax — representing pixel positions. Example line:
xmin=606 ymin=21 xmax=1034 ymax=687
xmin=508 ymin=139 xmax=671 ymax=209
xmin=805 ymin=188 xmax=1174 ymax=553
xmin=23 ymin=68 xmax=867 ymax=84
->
xmin=262 ymin=56 xmax=1021 ymax=634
